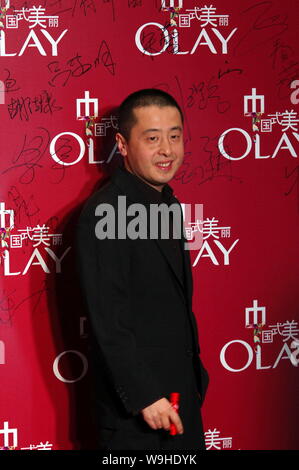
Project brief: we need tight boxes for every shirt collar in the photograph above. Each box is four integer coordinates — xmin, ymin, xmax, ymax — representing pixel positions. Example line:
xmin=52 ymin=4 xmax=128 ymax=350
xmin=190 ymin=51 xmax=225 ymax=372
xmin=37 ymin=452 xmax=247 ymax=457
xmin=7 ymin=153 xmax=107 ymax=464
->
xmin=115 ymin=163 xmax=174 ymax=204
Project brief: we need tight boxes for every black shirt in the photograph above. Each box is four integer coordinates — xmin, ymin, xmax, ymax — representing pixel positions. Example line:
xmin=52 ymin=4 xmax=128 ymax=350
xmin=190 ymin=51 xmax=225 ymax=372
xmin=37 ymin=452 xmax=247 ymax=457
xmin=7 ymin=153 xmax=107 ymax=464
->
xmin=118 ymin=165 xmax=185 ymax=283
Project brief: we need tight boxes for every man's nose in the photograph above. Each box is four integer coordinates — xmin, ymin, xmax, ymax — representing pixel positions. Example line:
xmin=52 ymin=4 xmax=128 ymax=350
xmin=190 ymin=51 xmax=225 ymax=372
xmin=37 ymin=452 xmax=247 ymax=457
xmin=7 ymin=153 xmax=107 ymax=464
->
xmin=158 ymin=136 xmax=171 ymax=157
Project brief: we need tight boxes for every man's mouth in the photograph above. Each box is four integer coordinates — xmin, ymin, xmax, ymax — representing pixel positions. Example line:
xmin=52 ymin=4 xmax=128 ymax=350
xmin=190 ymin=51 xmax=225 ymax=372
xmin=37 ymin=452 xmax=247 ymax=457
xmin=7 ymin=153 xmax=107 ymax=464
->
xmin=155 ymin=161 xmax=173 ymax=171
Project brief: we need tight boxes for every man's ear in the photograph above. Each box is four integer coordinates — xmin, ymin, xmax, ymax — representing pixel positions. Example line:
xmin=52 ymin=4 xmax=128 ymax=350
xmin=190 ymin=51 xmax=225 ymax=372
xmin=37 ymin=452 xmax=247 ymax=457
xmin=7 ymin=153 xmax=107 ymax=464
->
xmin=116 ymin=132 xmax=128 ymax=157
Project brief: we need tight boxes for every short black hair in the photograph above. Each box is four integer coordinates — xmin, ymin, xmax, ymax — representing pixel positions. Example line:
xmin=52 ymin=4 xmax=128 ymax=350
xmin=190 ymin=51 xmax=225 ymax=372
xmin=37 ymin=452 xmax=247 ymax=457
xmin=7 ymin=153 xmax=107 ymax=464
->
xmin=118 ymin=88 xmax=184 ymax=141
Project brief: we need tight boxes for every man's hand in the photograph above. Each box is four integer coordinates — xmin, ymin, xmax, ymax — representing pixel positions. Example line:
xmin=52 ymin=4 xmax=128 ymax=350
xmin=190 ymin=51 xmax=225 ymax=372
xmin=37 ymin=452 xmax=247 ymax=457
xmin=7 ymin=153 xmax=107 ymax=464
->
xmin=140 ymin=397 xmax=184 ymax=433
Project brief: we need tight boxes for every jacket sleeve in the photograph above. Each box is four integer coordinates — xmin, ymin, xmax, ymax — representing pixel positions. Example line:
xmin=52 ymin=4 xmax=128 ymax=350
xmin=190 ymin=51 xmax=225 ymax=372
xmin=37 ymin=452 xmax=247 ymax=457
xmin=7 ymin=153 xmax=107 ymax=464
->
xmin=75 ymin=208 xmax=165 ymax=416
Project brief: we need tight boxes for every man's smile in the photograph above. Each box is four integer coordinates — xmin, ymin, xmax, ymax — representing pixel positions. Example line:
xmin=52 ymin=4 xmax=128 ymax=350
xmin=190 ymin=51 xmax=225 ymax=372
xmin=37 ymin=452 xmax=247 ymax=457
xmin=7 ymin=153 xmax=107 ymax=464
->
xmin=155 ymin=160 xmax=173 ymax=171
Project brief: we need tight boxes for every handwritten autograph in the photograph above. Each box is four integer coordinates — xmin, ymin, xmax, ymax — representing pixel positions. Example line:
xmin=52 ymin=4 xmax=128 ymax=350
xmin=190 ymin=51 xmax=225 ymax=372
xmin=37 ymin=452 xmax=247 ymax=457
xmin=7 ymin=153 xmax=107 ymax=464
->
xmin=47 ymin=41 xmax=116 ymax=87
xmin=7 ymin=90 xmax=62 ymax=121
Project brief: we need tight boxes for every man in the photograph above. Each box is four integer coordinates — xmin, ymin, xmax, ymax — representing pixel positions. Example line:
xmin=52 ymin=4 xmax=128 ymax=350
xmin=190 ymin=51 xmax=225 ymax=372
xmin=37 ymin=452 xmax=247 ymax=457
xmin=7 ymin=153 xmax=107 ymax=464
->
xmin=75 ymin=89 xmax=209 ymax=450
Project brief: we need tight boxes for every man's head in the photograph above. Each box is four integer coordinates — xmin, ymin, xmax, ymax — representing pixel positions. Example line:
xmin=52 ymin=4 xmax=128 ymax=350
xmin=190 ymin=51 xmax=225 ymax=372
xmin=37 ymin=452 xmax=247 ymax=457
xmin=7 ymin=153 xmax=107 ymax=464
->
xmin=116 ymin=89 xmax=185 ymax=192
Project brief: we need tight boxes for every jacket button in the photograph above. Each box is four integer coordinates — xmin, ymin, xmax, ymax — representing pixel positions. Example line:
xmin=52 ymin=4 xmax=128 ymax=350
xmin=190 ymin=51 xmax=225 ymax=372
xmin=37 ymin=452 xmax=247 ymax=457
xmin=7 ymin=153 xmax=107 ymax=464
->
xmin=186 ymin=348 xmax=193 ymax=357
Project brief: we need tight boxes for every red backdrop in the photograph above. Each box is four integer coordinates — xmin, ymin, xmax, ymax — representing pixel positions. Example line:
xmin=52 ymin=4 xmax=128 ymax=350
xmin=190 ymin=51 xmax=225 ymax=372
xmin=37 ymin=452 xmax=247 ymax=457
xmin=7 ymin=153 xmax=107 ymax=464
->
xmin=0 ymin=0 xmax=298 ymax=450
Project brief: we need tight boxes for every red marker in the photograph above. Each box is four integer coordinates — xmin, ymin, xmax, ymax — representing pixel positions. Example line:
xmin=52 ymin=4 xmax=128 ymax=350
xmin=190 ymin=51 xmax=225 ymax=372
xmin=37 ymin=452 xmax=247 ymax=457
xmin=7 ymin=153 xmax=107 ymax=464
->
xmin=169 ymin=392 xmax=180 ymax=435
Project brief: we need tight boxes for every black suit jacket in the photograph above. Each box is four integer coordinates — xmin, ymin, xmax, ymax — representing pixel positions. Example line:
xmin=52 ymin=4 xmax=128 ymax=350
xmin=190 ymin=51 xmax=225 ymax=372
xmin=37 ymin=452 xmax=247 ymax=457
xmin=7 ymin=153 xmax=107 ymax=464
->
xmin=75 ymin=165 xmax=209 ymax=429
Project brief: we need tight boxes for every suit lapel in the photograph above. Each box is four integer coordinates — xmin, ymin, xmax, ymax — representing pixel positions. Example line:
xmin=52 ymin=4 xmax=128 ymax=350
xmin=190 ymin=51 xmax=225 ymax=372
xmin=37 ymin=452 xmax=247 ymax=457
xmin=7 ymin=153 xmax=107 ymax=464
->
xmin=153 ymin=216 xmax=199 ymax=352
xmin=154 ymin=236 xmax=187 ymax=303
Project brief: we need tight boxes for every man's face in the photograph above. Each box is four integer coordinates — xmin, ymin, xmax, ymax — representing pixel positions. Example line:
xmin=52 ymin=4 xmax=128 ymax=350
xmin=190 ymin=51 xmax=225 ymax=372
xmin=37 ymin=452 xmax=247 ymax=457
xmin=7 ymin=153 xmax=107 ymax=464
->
xmin=116 ymin=105 xmax=184 ymax=192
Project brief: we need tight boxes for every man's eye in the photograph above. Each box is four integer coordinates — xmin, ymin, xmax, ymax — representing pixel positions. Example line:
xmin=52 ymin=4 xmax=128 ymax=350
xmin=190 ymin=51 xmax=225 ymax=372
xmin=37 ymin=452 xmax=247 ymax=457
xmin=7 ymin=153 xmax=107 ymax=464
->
xmin=148 ymin=136 xmax=158 ymax=141
xmin=171 ymin=135 xmax=180 ymax=140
